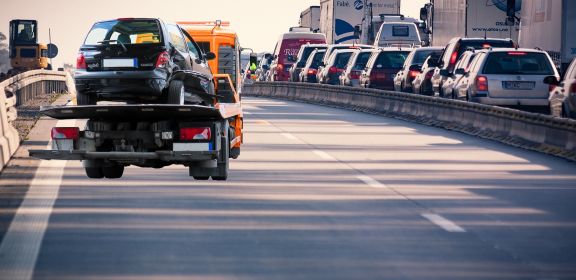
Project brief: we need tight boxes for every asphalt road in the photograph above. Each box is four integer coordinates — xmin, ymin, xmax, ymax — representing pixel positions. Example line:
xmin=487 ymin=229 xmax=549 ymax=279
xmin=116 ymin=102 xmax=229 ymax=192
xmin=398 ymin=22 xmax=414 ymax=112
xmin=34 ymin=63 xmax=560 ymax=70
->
xmin=1 ymin=97 xmax=576 ymax=280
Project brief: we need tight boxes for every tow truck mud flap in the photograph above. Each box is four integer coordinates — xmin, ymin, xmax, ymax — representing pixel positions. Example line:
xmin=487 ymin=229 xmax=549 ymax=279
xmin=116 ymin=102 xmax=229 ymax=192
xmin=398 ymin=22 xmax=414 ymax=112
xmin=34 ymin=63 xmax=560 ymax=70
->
xmin=189 ymin=121 xmax=229 ymax=180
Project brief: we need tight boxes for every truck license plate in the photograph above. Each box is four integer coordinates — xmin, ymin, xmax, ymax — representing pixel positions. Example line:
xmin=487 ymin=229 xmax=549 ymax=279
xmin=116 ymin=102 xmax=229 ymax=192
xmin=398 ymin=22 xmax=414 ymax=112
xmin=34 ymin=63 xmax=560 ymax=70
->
xmin=103 ymin=58 xmax=137 ymax=68
xmin=503 ymin=81 xmax=535 ymax=90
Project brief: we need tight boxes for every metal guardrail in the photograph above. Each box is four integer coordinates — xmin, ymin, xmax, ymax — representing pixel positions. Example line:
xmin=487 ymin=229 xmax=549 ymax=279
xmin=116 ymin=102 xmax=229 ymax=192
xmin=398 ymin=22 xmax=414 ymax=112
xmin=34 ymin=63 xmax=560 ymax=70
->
xmin=0 ymin=70 xmax=76 ymax=172
xmin=244 ymin=82 xmax=576 ymax=161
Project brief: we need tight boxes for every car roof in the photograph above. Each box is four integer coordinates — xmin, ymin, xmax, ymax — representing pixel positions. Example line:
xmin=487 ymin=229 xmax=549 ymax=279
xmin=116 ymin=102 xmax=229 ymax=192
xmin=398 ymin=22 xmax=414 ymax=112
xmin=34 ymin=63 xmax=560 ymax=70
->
xmin=449 ymin=37 xmax=513 ymax=43
xmin=379 ymin=47 xmax=413 ymax=52
xmin=477 ymin=47 xmax=547 ymax=54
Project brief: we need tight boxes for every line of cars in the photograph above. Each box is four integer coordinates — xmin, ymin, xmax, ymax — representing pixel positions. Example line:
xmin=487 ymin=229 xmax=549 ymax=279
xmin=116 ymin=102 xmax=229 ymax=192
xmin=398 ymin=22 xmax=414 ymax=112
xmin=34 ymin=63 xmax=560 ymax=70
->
xmin=262 ymin=35 xmax=574 ymax=119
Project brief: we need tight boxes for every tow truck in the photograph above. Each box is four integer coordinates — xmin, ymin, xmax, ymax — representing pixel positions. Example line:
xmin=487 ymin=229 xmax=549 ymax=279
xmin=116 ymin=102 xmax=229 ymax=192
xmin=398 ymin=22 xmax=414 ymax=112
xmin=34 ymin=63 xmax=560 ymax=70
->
xmin=29 ymin=75 xmax=242 ymax=180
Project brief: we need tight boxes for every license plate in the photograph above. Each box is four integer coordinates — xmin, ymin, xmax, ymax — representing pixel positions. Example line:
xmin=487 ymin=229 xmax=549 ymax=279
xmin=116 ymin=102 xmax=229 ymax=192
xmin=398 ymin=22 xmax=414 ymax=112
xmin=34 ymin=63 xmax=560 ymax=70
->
xmin=502 ymin=81 xmax=535 ymax=90
xmin=103 ymin=58 xmax=137 ymax=68
xmin=173 ymin=143 xmax=212 ymax=152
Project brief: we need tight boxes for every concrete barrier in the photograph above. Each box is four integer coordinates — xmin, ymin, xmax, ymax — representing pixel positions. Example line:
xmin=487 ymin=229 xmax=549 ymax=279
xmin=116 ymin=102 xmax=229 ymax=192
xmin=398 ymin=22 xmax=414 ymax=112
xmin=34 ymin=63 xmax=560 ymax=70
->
xmin=244 ymin=82 xmax=576 ymax=161
xmin=0 ymin=70 xmax=73 ymax=172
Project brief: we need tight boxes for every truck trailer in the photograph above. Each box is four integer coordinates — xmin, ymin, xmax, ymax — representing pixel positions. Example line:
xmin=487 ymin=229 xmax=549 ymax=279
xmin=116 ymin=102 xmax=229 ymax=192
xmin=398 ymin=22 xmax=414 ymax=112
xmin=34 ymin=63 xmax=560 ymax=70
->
xmin=422 ymin=0 xmax=522 ymax=47
xmin=319 ymin=0 xmax=400 ymax=44
xmin=299 ymin=6 xmax=321 ymax=32
xmin=518 ymin=0 xmax=576 ymax=72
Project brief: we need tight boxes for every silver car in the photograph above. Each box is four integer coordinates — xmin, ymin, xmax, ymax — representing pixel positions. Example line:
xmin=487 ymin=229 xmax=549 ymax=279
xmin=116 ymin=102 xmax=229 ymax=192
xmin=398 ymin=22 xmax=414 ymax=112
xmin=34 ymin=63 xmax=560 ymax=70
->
xmin=456 ymin=48 xmax=560 ymax=111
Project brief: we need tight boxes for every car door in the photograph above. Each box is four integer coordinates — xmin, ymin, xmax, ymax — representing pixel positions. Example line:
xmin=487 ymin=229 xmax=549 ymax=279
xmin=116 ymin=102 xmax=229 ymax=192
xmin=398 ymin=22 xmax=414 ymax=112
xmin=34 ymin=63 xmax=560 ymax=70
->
xmin=181 ymin=28 xmax=212 ymax=77
xmin=166 ymin=24 xmax=192 ymax=71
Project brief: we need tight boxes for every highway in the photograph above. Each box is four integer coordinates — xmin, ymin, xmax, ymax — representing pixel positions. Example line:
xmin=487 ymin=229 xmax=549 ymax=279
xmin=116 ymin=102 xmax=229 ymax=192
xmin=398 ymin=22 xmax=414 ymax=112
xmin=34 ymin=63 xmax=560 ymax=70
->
xmin=1 ymin=97 xmax=576 ymax=280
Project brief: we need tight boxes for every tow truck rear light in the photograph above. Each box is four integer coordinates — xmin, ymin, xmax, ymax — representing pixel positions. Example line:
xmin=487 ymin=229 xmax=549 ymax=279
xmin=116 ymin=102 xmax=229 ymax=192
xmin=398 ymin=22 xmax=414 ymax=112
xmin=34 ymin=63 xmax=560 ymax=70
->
xmin=180 ymin=127 xmax=211 ymax=141
xmin=76 ymin=53 xmax=86 ymax=69
xmin=476 ymin=76 xmax=489 ymax=91
xmin=155 ymin=51 xmax=170 ymax=68
xmin=51 ymin=127 xmax=79 ymax=140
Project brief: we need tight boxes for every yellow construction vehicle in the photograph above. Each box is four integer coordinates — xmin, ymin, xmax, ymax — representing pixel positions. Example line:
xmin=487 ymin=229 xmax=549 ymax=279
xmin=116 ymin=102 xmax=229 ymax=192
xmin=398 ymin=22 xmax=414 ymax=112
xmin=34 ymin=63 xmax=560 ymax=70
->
xmin=9 ymin=19 xmax=56 ymax=73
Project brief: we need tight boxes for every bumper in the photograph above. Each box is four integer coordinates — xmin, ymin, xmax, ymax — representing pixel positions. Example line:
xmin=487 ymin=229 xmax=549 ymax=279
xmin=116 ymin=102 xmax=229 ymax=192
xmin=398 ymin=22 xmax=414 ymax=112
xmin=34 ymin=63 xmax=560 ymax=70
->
xmin=29 ymin=149 xmax=218 ymax=162
xmin=75 ymin=69 xmax=168 ymax=99
xmin=472 ymin=96 xmax=549 ymax=106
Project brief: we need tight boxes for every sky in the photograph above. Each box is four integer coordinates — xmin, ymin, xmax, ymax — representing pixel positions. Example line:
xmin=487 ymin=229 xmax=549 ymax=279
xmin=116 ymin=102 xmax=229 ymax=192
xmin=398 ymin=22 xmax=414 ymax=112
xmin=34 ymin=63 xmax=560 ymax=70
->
xmin=0 ymin=0 xmax=428 ymax=68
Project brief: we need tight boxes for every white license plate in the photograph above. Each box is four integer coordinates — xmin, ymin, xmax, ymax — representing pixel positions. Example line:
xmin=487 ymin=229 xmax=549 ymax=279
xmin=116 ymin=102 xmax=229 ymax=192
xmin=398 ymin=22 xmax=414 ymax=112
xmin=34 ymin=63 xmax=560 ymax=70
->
xmin=173 ymin=143 xmax=211 ymax=152
xmin=503 ymin=81 xmax=535 ymax=90
xmin=103 ymin=58 xmax=137 ymax=68
xmin=52 ymin=139 xmax=74 ymax=151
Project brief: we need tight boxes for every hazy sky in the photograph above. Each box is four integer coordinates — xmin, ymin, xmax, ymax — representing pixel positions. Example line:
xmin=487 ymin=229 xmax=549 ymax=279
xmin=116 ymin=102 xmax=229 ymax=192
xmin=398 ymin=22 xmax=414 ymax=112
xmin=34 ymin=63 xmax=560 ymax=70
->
xmin=0 ymin=0 xmax=428 ymax=68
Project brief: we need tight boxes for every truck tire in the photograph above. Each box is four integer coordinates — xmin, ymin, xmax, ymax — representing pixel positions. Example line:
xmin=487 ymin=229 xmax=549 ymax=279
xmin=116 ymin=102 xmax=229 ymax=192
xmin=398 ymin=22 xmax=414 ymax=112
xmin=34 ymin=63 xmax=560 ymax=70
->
xmin=103 ymin=166 xmax=124 ymax=179
xmin=193 ymin=176 xmax=210 ymax=180
xmin=167 ymin=80 xmax=184 ymax=105
xmin=85 ymin=167 xmax=104 ymax=179
xmin=77 ymin=91 xmax=97 ymax=105
xmin=212 ymin=121 xmax=230 ymax=181
xmin=218 ymin=46 xmax=237 ymax=90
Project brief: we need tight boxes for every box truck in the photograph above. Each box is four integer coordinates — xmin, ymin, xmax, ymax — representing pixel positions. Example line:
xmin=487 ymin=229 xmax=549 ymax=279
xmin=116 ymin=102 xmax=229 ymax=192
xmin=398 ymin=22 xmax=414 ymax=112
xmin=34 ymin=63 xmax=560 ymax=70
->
xmin=518 ymin=0 xmax=576 ymax=72
xmin=421 ymin=0 xmax=522 ymax=47
xmin=299 ymin=6 xmax=321 ymax=32
xmin=319 ymin=0 xmax=400 ymax=44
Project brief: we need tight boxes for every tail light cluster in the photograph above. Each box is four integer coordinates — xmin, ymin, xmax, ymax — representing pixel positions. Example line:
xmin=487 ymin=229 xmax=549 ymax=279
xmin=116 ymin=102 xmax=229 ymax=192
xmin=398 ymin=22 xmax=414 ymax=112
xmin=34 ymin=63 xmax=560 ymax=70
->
xmin=350 ymin=70 xmax=361 ymax=80
xmin=180 ymin=127 xmax=211 ymax=141
xmin=425 ymin=70 xmax=433 ymax=80
xmin=276 ymin=64 xmax=284 ymax=73
xmin=307 ymin=69 xmax=317 ymax=75
xmin=476 ymin=76 xmax=489 ymax=91
xmin=155 ymin=51 xmax=170 ymax=68
xmin=76 ymin=52 xmax=87 ymax=69
xmin=409 ymin=70 xmax=420 ymax=79
xmin=51 ymin=127 xmax=79 ymax=140
xmin=570 ymin=83 xmax=576 ymax=96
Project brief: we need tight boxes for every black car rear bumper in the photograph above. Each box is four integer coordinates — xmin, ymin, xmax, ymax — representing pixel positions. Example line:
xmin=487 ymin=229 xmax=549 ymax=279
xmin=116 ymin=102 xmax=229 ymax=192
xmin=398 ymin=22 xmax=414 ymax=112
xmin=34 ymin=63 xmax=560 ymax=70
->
xmin=75 ymin=69 xmax=168 ymax=100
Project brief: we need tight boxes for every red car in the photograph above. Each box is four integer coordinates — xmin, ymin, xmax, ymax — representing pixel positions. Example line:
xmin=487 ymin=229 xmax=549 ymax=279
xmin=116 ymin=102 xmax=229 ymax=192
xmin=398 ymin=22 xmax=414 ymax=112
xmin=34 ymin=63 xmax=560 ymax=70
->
xmin=360 ymin=48 xmax=411 ymax=90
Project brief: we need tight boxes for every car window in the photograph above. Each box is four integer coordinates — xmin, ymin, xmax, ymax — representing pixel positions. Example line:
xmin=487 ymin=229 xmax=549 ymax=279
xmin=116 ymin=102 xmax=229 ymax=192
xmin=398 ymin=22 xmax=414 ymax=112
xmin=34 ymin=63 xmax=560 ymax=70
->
xmin=309 ymin=51 xmax=326 ymax=68
xmin=166 ymin=24 xmax=187 ymax=52
xmin=184 ymin=37 xmax=202 ymax=60
xmin=298 ymin=47 xmax=317 ymax=64
xmin=196 ymin=42 xmax=210 ymax=54
xmin=468 ymin=53 xmax=485 ymax=73
xmin=84 ymin=19 xmax=161 ymax=45
xmin=354 ymin=52 xmax=373 ymax=70
xmin=375 ymin=51 xmax=409 ymax=69
xmin=334 ymin=52 xmax=353 ymax=68
xmin=413 ymin=49 xmax=442 ymax=65
xmin=483 ymin=52 xmax=554 ymax=75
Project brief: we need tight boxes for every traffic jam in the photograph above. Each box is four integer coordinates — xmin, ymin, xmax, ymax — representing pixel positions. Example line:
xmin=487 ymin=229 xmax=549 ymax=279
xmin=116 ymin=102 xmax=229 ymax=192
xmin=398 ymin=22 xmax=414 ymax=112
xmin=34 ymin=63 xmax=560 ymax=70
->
xmin=245 ymin=0 xmax=575 ymax=118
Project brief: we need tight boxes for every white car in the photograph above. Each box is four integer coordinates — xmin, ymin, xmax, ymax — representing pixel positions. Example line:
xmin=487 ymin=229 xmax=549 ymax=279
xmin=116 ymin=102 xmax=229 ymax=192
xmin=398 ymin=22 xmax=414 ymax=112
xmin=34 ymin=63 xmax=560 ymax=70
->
xmin=455 ymin=48 xmax=560 ymax=111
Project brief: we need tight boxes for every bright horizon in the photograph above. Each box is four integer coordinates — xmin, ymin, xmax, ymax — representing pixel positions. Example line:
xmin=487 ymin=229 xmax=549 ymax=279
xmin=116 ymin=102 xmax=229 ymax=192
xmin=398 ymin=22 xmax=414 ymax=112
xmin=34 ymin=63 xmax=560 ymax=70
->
xmin=0 ymin=0 xmax=428 ymax=68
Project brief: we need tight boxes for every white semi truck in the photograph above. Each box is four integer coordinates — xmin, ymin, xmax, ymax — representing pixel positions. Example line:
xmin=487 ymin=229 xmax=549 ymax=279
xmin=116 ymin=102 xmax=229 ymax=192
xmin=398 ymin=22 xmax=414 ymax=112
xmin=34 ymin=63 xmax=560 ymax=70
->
xmin=518 ymin=0 xmax=576 ymax=72
xmin=421 ymin=0 xmax=522 ymax=47
xmin=299 ymin=6 xmax=321 ymax=32
xmin=319 ymin=0 xmax=400 ymax=44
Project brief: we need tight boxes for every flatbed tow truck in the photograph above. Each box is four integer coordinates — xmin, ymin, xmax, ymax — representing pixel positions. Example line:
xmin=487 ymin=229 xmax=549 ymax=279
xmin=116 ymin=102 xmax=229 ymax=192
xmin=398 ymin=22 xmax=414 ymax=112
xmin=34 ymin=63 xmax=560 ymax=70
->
xmin=29 ymin=74 xmax=243 ymax=180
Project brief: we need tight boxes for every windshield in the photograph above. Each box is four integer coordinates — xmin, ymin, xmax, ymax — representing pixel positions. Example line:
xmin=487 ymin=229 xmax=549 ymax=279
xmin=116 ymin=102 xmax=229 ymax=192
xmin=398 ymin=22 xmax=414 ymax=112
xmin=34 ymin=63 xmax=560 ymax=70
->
xmin=375 ymin=51 xmax=410 ymax=69
xmin=84 ymin=19 xmax=162 ymax=45
xmin=333 ymin=52 xmax=353 ymax=69
xmin=413 ymin=50 xmax=442 ymax=65
xmin=483 ymin=52 xmax=554 ymax=75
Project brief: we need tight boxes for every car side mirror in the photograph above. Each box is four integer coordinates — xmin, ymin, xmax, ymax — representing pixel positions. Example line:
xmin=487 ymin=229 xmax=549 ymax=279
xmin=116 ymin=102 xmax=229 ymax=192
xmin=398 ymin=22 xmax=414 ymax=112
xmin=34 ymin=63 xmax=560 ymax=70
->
xmin=408 ymin=64 xmax=421 ymax=71
xmin=440 ymin=69 xmax=450 ymax=77
xmin=543 ymin=76 xmax=560 ymax=86
xmin=454 ymin=68 xmax=466 ymax=75
xmin=204 ymin=52 xmax=216 ymax=60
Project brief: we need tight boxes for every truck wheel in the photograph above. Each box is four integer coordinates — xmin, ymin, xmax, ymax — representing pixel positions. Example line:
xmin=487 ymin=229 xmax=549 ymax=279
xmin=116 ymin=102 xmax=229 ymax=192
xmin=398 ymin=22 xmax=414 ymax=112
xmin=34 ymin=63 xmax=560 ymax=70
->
xmin=193 ymin=176 xmax=210 ymax=180
xmin=103 ymin=166 xmax=124 ymax=179
xmin=77 ymin=92 xmax=97 ymax=105
xmin=212 ymin=121 xmax=230 ymax=181
xmin=167 ymin=80 xmax=184 ymax=105
xmin=85 ymin=167 xmax=104 ymax=179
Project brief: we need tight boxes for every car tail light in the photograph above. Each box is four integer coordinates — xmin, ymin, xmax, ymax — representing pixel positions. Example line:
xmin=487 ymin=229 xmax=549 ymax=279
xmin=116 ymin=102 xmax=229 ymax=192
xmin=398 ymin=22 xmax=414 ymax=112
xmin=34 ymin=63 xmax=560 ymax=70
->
xmin=307 ymin=69 xmax=317 ymax=75
xmin=277 ymin=64 xmax=284 ymax=72
xmin=180 ymin=127 xmax=211 ymax=141
xmin=476 ymin=76 xmax=489 ymax=91
xmin=350 ymin=70 xmax=361 ymax=79
xmin=51 ymin=127 xmax=79 ymax=140
xmin=76 ymin=53 xmax=86 ymax=69
xmin=570 ymin=83 xmax=576 ymax=95
xmin=409 ymin=70 xmax=420 ymax=78
xmin=155 ymin=51 xmax=170 ymax=68
xmin=508 ymin=52 xmax=527 ymax=56
xmin=425 ymin=71 xmax=433 ymax=80
xmin=482 ymin=44 xmax=491 ymax=48
xmin=329 ymin=66 xmax=338 ymax=74
xmin=450 ymin=51 xmax=458 ymax=65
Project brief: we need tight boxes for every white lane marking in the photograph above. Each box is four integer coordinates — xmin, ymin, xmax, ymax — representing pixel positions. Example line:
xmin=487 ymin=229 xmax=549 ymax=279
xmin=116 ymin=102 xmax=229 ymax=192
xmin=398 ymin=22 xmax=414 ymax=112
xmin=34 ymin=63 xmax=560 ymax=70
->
xmin=421 ymin=213 xmax=466 ymax=233
xmin=281 ymin=133 xmax=298 ymax=140
xmin=0 ymin=119 xmax=74 ymax=280
xmin=313 ymin=150 xmax=336 ymax=161
xmin=243 ymin=111 xmax=252 ymax=115
xmin=357 ymin=175 xmax=387 ymax=188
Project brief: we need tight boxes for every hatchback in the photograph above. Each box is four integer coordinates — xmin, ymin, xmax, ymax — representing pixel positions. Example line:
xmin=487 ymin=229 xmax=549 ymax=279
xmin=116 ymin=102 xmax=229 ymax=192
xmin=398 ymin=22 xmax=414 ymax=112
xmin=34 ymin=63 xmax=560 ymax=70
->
xmin=299 ymin=49 xmax=326 ymax=83
xmin=548 ymin=58 xmax=576 ymax=118
xmin=340 ymin=49 xmax=376 ymax=87
xmin=360 ymin=48 xmax=411 ymax=90
xmin=394 ymin=47 xmax=443 ymax=93
xmin=317 ymin=49 xmax=355 ymax=85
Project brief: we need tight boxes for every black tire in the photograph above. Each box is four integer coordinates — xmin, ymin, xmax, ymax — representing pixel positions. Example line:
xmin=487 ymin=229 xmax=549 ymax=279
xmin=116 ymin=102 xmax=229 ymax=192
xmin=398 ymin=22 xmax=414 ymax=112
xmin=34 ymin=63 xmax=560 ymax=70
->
xmin=77 ymin=91 xmax=97 ymax=105
xmin=167 ymin=80 xmax=184 ymax=105
xmin=103 ymin=166 xmax=124 ymax=179
xmin=212 ymin=121 xmax=230 ymax=181
xmin=193 ymin=176 xmax=210 ymax=180
xmin=85 ymin=167 xmax=104 ymax=179
xmin=218 ymin=46 xmax=237 ymax=90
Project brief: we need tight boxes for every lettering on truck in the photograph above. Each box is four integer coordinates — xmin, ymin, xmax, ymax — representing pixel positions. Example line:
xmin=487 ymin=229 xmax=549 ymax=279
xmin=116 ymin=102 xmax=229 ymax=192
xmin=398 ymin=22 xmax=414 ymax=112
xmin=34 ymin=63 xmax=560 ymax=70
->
xmin=336 ymin=1 xmax=350 ymax=7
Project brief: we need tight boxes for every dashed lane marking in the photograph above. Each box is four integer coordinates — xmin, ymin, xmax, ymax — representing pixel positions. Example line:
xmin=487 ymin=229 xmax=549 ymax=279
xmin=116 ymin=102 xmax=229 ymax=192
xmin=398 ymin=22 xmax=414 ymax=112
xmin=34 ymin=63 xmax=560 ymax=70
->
xmin=421 ymin=213 xmax=466 ymax=233
xmin=281 ymin=132 xmax=298 ymax=140
xmin=313 ymin=150 xmax=336 ymax=161
xmin=356 ymin=175 xmax=388 ymax=189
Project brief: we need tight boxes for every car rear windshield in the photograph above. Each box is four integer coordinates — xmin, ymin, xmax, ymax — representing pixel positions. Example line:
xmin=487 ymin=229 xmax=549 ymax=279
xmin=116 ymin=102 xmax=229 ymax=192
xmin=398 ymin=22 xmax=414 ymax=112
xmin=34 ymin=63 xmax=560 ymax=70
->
xmin=84 ymin=19 xmax=161 ymax=45
xmin=375 ymin=51 xmax=409 ymax=68
xmin=353 ymin=52 xmax=373 ymax=70
xmin=334 ymin=52 xmax=353 ymax=69
xmin=413 ymin=50 xmax=442 ymax=65
xmin=483 ymin=52 xmax=554 ymax=75
xmin=310 ymin=51 xmax=326 ymax=68
xmin=299 ymin=47 xmax=326 ymax=63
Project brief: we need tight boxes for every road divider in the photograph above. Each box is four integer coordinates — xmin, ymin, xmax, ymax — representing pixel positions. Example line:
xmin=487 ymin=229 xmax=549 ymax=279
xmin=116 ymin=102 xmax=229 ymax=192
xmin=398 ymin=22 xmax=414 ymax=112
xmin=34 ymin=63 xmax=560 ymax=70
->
xmin=244 ymin=82 xmax=576 ymax=161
